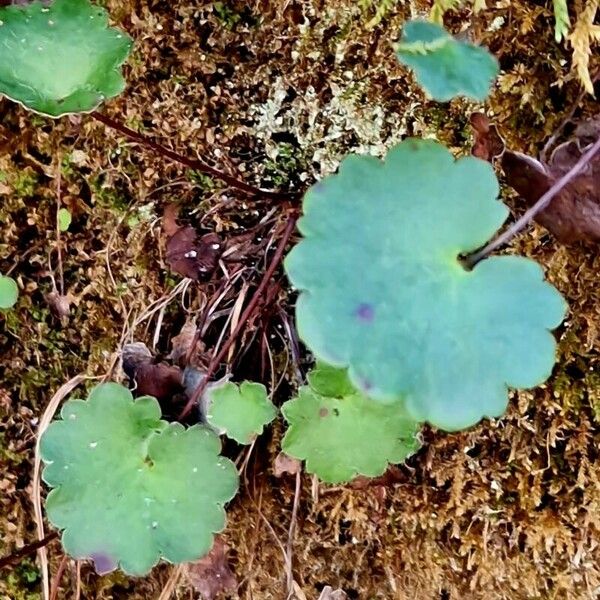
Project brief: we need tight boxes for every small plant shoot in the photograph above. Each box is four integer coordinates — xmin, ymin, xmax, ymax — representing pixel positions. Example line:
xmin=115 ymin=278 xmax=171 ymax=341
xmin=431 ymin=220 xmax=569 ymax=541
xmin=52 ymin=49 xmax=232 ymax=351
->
xmin=58 ymin=208 xmax=72 ymax=232
xmin=40 ymin=383 xmax=238 ymax=575
xmin=282 ymin=364 xmax=421 ymax=483
xmin=396 ymin=20 xmax=499 ymax=101
xmin=285 ymin=139 xmax=567 ymax=431
xmin=206 ymin=381 xmax=277 ymax=444
xmin=0 ymin=275 xmax=18 ymax=309
xmin=0 ymin=0 xmax=132 ymax=117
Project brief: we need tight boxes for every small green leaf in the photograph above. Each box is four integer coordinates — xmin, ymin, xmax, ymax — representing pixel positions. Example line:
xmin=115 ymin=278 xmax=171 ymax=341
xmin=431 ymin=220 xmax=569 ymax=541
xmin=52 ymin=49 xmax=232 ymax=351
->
xmin=553 ymin=0 xmax=570 ymax=42
xmin=0 ymin=275 xmax=18 ymax=309
xmin=0 ymin=0 xmax=132 ymax=117
xmin=396 ymin=20 xmax=499 ymax=101
xmin=285 ymin=139 xmax=567 ymax=431
xmin=58 ymin=208 xmax=72 ymax=232
xmin=207 ymin=381 xmax=277 ymax=444
xmin=306 ymin=362 xmax=355 ymax=398
xmin=282 ymin=369 xmax=421 ymax=483
xmin=41 ymin=383 xmax=238 ymax=576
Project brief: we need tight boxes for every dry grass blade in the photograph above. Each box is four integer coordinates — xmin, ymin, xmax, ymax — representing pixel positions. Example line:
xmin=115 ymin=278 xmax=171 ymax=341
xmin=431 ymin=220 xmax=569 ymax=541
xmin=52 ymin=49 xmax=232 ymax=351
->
xmin=157 ymin=565 xmax=185 ymax=600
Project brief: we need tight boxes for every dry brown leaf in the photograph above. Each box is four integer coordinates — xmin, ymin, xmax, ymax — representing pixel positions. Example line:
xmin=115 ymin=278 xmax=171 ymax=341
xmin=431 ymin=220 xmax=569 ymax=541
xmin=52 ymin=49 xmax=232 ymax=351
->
xmin=183 ymin=537 xmax=237 ymax=600
xmin=470 ymin=112 xmax=505 ymax=162
xmin=273 ymin=452 xmax=301 ymax=477
xmin=502 ymin=117 xmax=600 ymax=243
xmin=318 ymin=586 xmax=348 ymax=600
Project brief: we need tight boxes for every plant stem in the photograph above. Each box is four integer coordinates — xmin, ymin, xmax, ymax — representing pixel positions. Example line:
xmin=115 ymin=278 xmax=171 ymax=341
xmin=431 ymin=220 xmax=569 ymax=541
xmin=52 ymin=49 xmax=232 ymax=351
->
xmin=0 ymin=532 xmax=58 ymax=571
xmin=465 ymin=135 xmax=600 ymax=268
xmin=178 ymin=214 xmax=298 ymax=420
xmin=90 ymin=111 xmax=299 ymax=202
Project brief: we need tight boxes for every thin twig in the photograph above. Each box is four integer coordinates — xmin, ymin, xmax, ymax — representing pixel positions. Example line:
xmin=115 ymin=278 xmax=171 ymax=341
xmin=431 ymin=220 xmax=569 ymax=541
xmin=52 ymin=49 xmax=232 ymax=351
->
xmin=465 ymin=135 xmax=600 ymax=267
xmin=55 ymin=156 xmax=64 ymax=296
xmin=90 ymin=111 xmax=298 ymax=202
xmin=285 ymin=470 xmax=302 ymax=597
xmin=49 ymin=555 xmax=69 ymax=600
xmin=178 ymin=215 xmax=297 ymax=420
xmin=0 ymin=533 xmax=58 ymax=570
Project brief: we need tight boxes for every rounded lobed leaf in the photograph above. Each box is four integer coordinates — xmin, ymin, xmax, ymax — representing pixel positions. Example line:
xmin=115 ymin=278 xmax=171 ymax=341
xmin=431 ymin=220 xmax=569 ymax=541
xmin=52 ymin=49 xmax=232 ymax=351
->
xmin=0 ymin=275 xmax=18 ymax=309
xmin=396 ymin=20 xmax=499 ymax=101
xmin=0 ymin=0 xmax=132 ymax=117
xmin=206 ymin=381 xmax=277 ymax=444
xmin=40 ymin=383 xmax=239 ymax=576
xmin=282 ymin=365 xmax=421 ymax=483
xmin=285 ymin=139 xmax=567 ymax=431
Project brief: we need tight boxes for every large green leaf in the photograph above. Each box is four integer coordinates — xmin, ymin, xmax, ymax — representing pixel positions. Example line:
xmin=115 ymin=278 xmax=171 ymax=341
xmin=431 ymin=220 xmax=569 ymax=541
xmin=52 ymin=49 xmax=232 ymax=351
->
xmin=282 ymin=365 xmax=421 ymax=483
xmin=41 ymin=383 xmax=238 ymax=576
xmin=285 ymin=139 xmax=567 ymax=431
xmin=0 ymin=0 xmax=132 ymax=117
xmin=0 ymin=275 xmax=18 ymax=309
xmin=206 ymin=381 xmax=277 ymax=444
xmin=396 ymin=20 xmax=498 ymax=101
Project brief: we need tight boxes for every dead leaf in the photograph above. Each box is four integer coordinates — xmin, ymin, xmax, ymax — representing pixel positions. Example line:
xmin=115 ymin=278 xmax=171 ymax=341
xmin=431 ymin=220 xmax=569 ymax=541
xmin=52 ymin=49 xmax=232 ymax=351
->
xmin=168 ymin=320 xmax=200 ymax=365
xmin=122 ymin=342 xmax=184 ymax=401
xmin=183 ymin=536 xmax=237 ymax=600
xmin=318 ymin=586 xmax=348 ymax=600
xmin=273 ymin=452 xmax=301 ymax=477
xmin=163 ymin=205 xmax=223 ymax=280
xmin=46 ymin=291 xmax=72 ymax=320
xmin=470 ymin=112 xmax=505 ymax=162
xmin=502 ymin=117 xmax=600 ymax=244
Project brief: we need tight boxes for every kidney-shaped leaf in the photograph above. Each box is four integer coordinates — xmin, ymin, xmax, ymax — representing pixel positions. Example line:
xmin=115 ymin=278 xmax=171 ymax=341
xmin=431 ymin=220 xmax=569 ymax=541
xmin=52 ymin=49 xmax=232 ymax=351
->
xmin=40 ymin=383 xmax=239 ymax=576
xmin=396 ymin=20 xmax=498 ymax=101
xmin=206 ymin=381 xmax=277 ymax=444
xmin=285 ymin=139 xmax=567 ymax=431
xmin=282 ymin=365 xmax=421 ymax=483
xmin=0 ymin=275 xmax=18 ymax=309
xmin=0 ymin=0 xmax=132 ymax=117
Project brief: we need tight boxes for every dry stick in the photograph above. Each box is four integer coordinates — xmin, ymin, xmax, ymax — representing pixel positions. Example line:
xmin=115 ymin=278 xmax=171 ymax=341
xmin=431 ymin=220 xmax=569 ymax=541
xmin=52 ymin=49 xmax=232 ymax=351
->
xmin=90 ymin=111 xmax=298 ymax=202
xmin=49 ymin=554 xmax=69 ymax=600
xmin=465 ymin=135 xmax=600 ymax=268
xmin=0 ymin=533 xmax=58 ymax=571
xmin=178 ymin=215 xmax=297 ymax=420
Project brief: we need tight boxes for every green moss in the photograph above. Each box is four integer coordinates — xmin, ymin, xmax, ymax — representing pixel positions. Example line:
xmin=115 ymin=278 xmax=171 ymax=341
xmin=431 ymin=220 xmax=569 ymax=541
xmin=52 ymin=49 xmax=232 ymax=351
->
xmin=4 ymin=559 xmax=41 ymax=600
xmin=11 ymin=170 xmax=38 ymax=199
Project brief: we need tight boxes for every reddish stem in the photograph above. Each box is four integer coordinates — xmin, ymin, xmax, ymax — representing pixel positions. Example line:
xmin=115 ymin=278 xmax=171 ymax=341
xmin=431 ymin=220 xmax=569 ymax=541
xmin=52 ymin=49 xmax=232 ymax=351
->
xmin=49 ymin=554 xmax=69 ymax=600
xmin=90 ymin=111 xmax=299 ymax=202
xmin=465 ymin=135 xmax=600 ymax=267
xmin=178 ymin=215 xmax=298 ymax=420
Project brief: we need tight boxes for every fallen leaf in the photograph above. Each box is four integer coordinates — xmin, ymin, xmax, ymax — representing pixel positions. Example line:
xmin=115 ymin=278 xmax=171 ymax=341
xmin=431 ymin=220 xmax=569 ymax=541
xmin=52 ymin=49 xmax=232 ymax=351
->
xmin=168 ymin=320 xmax=200 ymax=365
xmin=273 ymin=452 xmax=301 ymax=477
xmin=501 ymin=117 xmax=600 ymax=243
xmin=46 ymin=291 xmax=72 ymax=320
xmin=183 ymin=536 xmax=237 ymax=600
xmin=470 ymin=112 xmax=505 ymax=162
xmin=122 ymin=342 xmax=184 ymax=401
xmin=163 ymin=205 xmax=223 ymax=280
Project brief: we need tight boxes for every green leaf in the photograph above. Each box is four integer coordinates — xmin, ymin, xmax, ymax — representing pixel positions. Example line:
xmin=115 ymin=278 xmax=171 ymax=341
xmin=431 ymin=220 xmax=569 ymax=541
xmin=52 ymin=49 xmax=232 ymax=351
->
xmin=58 ymin=207 xmax=72 ymax=232
xmin=206 ymin=381 xmax=277 ymax=444
xmin=40 ymin=383 xmax=238 ymax=576
xmin=0 ymin=0 xmax=132 ymax=117
xmin=396 ymin=20 xmax=498 ymax=101
xmin=0 ymin=275 xmax=18 ymax=309
xmin=282 ymin=368 xmax=421 ymax=483
xmin=306 ymin=362 xmax=355 ymax=398
xmin=285 ymin=139 xmax=567 ymax=431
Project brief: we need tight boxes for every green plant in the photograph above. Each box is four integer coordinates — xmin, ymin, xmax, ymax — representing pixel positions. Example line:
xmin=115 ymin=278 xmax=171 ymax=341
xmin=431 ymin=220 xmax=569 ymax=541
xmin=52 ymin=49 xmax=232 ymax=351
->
xmin=395 ymin=20 xmax=499 ymax=101
xmin=284 ymin=139 xmax=566 ymax=431
xmin=206 ymin=381 xmax=277 ymax=444
xmin=0 ymin=275 xmax=19 ymax=309
xmin=281 ymin=364 xmax=420 ymax=483
xmin=41 ymin=383 xmax=238 ymax=575
xmin=0 ymin=0 xmax=132 ymax=117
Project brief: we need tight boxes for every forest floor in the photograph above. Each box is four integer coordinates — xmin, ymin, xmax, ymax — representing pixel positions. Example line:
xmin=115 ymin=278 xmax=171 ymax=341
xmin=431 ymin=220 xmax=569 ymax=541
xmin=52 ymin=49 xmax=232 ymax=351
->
xmin=1 ymin=0 xmax=600 ymax=599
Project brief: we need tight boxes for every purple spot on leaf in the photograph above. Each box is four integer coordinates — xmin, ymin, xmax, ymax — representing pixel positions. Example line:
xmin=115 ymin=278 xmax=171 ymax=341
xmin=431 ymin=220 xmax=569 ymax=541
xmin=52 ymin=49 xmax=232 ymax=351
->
xmin=355 ymin=303 xmax=374 ymax=322
xmin=90 ymin=552 xmax=117 ymax=575
xmin=319 ymin=408 xmax=329 ymax=418
xmin=360 ymin=378 xmax=373 ymax=392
